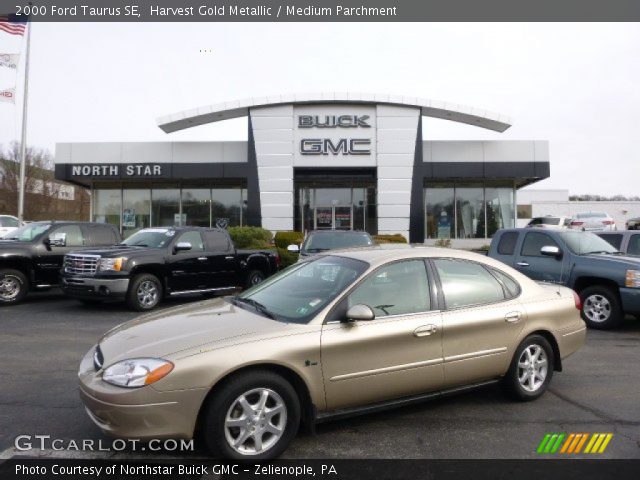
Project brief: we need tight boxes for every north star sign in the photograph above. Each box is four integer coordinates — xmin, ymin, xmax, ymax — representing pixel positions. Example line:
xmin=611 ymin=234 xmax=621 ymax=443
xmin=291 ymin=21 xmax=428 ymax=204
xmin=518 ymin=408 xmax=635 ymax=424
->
xmin=298 ymin=114 xmax=372 ymax=155
xmin=71 ymin=164 xmax=165 ymax=177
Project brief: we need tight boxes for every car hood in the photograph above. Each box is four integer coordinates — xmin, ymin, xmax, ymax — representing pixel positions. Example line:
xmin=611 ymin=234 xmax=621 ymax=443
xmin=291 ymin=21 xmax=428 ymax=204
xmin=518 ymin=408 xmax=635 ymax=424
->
xmin=583 ymin=253 xmax=640 ymax=266
xmin=98 ymin=297 xmax=302 ymax=364
xmin=71 ymin=245 xmax=158 ymax=257
xmin=0 ymin=240 xmax=33 ymax=253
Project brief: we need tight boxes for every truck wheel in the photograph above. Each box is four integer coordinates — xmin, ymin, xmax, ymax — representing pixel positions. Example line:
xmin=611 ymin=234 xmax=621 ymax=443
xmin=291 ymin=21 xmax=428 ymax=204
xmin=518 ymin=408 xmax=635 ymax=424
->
xmin=0 ymin=269 xmax=29 ymax=305
xmin=502 ymin=334 xmax=554 ymax=401
xmin=580 ymin=285 xmax=622 ymax=330
xmin=127 ymin=273 xmax=162 ymax=311
xmin=202 ymin=370 xmax=300 ymax=460
xmin=245 ymin=270 xmax=266 ymax=289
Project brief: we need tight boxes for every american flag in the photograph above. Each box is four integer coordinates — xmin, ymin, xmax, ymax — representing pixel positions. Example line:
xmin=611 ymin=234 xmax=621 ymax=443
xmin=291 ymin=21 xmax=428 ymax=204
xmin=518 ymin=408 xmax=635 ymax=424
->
xmin=0 ymin=14 xmax=28 ymax=36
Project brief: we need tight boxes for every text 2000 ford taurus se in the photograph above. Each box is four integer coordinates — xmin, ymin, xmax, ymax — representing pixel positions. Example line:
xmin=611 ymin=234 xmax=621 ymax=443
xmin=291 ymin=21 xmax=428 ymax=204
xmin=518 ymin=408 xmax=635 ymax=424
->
xmin=78 ymin=246 xmax=586 ymax=459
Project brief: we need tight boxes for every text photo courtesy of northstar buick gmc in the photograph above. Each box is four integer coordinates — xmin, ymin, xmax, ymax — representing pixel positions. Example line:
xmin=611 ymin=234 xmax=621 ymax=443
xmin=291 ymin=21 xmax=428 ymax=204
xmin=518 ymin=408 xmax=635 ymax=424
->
xmin=79 ymin=246 xmax=585 ymax=460
xmin=61 ymin=227 xmax=279 ymax=311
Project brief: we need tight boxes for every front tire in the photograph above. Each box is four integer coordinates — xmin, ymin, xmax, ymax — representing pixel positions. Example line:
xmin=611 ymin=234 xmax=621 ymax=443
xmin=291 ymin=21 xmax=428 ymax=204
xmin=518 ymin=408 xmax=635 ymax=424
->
xmin=203 ymin=370 xmax=300 ymax=460
xmin=127 ymin=273 xmax=162 ymax=311
xmin=580 ymin=285 xmax=622 ymax=330
xmin=0 ymin=269 xmax=29 ymax=305
xmin=503 ymin=334 xmax=554 ymax=401
xmin=245 ymin=270 xmax=266 ymax=289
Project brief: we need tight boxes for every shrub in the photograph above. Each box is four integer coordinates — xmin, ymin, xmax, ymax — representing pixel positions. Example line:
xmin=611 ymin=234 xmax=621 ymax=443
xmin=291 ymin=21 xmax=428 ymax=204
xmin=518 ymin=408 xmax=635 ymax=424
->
xmin=274 ymin=231 xmax=304 ymax=249
xmin=434 ymin=238 xmax=452 ymax=248
xmin=373 ymin=234 xmax=408 ymax=244
xmin=277 ymin=247 xmax=299 ymax=268
xmin=228 ymin=226 xmax=273 ymax=249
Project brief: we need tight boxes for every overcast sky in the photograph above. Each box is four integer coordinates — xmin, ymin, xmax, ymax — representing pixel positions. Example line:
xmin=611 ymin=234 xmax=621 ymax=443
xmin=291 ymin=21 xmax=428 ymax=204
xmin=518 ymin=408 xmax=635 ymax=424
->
xmin=0 ymin=22 xmax=638 ymax=195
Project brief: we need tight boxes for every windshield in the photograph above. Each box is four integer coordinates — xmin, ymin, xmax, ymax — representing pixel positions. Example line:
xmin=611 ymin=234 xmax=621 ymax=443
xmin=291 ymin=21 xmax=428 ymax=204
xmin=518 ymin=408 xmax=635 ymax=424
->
xmin=121 ymin=229 xmax=175 ymax=248
xmin=235 ymin=255 xmax=369 ymax=323
xmin=560 ymin=231 xmax=619 ymax=255
xmin=302 ymin=232 xmax=373 ymax=253
xmin=0 ymin=216 xmax=20 ymax=228
xmin=3 ymin=223 xmax=50 ymax=241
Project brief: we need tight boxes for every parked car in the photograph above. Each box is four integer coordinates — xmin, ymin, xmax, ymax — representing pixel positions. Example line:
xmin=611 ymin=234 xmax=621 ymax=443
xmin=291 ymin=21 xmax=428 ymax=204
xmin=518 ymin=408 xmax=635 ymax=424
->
xmin=626 ymin=217 xmax=640 ymax=230
xmin=79 ymin=246 xmax=585 ymax=459
xmin=526 ymin=216 xmax=571 ymax=230
xmin=0 ymin=221 xmax=121 ymax=305
xmin=61 ymin=227 xmax=280 ymax=311
xmin=489 ymin=228 xmax=640 ymax=329
xmin=596 ymin=231 xmax=640 ymax=257
xmin=0 ymin=215 xmax=21 ymax=238
xmin=287 ymin=230 xmax=374 ymax=259
xmin=569 ymin=212 xmax=616 ymax=231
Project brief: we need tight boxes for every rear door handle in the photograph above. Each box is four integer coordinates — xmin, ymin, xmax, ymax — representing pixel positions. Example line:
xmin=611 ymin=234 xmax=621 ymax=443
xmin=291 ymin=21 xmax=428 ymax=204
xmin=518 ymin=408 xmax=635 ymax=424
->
xmin=505 ymin=312 xmax=522 ymax=322
xmin=197 ymin=257 xmax=207 ymax=261
xmin=414 ymin=325 xmax=438 ymax=337
xmin=225 ymin=256 xmax=235 ymax=260
xmin=516 ymin=262 xmax=529 ymax=267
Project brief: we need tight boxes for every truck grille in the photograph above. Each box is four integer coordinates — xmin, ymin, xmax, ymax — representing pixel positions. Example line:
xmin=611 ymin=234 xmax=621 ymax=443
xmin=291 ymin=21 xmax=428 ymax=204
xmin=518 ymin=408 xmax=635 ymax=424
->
xmin=64 ymin=254 xmax=100 ymax=275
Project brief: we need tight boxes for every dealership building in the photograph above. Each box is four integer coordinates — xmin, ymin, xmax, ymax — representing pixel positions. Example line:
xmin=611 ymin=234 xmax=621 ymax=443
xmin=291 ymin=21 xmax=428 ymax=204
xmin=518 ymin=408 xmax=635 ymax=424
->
xmin=54 ymin=93 xmax=550 ymax=242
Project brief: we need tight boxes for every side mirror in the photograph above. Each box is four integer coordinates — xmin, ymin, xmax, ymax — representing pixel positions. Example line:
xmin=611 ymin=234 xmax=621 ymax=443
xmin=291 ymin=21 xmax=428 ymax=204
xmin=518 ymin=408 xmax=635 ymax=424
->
xmin=42 ymin=237 xmax=51 ymax=249
xmin=345 ymin=304 xmax=375 ymax=322
xmin=287 ymin=244 xmax=300 ymax=253
xmin=540 ymin=245 xmax=562 ymax=258
xmin=174 ymin=242 xmax=192 ymax=253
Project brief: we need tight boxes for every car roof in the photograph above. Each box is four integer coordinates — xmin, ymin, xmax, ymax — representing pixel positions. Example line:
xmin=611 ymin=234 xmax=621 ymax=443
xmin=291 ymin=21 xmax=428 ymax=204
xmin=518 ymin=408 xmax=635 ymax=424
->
xmin=316 ymin=244 xmax=504 ymax=269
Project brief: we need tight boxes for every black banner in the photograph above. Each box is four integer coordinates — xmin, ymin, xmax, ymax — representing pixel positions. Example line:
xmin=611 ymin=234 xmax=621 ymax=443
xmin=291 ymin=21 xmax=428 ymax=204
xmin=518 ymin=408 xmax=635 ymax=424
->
xmin=7 ymin=0 xmax=640 ymax=22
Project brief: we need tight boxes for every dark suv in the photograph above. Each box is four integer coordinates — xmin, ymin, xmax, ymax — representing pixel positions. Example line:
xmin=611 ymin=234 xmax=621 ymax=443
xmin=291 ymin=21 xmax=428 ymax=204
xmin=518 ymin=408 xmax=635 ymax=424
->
xmin=0 ymin=221 xmax=120 ymax=305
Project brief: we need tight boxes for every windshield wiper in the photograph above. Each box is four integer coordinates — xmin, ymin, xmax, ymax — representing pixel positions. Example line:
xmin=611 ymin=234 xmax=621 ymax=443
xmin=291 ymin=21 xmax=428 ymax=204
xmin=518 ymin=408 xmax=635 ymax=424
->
xmin=306 ymin=248 xmax=329 ymax=253
xmin=120 ymin=243 xmax=149 ymax=247
xmin=583 ymin=250 xmax=621 ymax=255
xmin=233 ymin=297 xmax=276 ymax=319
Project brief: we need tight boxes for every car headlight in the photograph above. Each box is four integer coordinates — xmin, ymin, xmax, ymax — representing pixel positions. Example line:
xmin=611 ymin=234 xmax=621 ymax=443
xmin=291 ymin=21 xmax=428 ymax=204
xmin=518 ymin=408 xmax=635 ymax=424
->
xmin=102 ymin=358 xmax=173 ymax=388
xmin=98 ymin=257 xmax=126 ymax=271
xmin=625 ymin=270 xmax=640 ymax=288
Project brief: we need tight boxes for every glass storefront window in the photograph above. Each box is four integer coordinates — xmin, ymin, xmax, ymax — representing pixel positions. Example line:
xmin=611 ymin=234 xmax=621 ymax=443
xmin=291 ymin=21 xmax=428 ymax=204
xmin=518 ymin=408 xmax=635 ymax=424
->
xmin=122 ymin=189 xmax=151 ymax=238
xmin=456 ymin=185 xmax=485 ymax=239
xmin=212 ymin=188 xmax=243 ymax=228
xmin=152 ymin=188 xmax=181 ymax=227
xmin=93 ymin=189 xmax=121 ymax=229
xmin=425 ymin=186 xmax=454 ymax=239
xmin=485 ymin=187 xmax=515 ymax=237
xmin=182 ymin=188 xmax=211 ymax=227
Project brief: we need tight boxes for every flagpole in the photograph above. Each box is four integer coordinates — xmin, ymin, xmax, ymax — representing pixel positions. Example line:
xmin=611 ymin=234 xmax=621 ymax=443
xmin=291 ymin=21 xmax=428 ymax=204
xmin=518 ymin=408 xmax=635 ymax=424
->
xmin=17 ymin=19 xmax=30 ymax=222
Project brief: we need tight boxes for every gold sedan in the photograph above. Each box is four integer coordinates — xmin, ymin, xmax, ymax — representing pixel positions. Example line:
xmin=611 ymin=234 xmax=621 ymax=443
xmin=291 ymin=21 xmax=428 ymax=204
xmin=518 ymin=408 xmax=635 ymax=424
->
xmin=79 ymin=246 xmax=586 ymax=459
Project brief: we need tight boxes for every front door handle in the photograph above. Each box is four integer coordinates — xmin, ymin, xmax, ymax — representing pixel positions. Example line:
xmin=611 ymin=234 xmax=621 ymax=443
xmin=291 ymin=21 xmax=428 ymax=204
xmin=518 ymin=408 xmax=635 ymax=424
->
xmin=516 ymin=262 xmax=530 ymax=267
xmin=225 ymin=256 xmax=235 ymax=260
xmin=197 ymin=257 xmax=207 ymax=261
xmin=505 ymin=311 xmax=522 ymax=322
xmin=414 ymin=325 xmax=438 ymax=337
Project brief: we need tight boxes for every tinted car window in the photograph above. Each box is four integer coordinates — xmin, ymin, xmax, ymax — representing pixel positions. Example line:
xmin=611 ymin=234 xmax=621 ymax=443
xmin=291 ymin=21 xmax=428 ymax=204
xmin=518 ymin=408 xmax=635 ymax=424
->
xmin=521 ymin=232 xmax=559 ymax=257
xmin=205 ymin=230 xmax=232 ymax=252
xmin=122 ymin=229 xmax=174 ymax=248
xmin=489 ymin=268 xmax=521 ymax=298
xmin=598 ymin=233 xmax=623 ymax=250
xmin=85 ymin=224 xmax=118 ymax=245
xmin=303 ymin=232 xmax=373 ymax=253
xmin=434 ymin=259 xmax=505 ymax=308
xmin=49 ymin=225 xmax=84 ymax=247
xmin=497 ymin=231 xmax=519 ymax=255
xmin=348 ymin=260 xmax=430 ymax=317
xmin=176 ymin=231 xmax=204 ymax=252
xmin=529 ymin=217 xmax=560 ymax=226
xmin=628 ymin=234 xmax=640 ymax=256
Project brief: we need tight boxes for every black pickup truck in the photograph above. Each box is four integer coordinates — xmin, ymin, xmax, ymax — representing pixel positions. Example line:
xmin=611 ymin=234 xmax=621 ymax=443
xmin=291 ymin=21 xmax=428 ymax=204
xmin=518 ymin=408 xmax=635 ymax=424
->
xmin=60 ymin=226 xmax=280 ymax=311
xmin=0 ymin=221 xmax=121 ymax=305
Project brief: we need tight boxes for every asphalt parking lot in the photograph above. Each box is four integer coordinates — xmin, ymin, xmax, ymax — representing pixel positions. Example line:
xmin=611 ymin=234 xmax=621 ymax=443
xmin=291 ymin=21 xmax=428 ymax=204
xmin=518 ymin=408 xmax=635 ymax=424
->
xmin=1 ymin=291 xmax=639 ymax=459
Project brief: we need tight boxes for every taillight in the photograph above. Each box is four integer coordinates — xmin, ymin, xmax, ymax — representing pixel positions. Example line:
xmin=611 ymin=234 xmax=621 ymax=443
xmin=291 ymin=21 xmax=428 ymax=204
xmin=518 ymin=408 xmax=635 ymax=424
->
xmin=602 ymin=220 xmax=614 ymax=225
xmin=570 ymin=221 xmax=584 ymax=226
xmin=573 ymin=291 xmax=582 ymax=310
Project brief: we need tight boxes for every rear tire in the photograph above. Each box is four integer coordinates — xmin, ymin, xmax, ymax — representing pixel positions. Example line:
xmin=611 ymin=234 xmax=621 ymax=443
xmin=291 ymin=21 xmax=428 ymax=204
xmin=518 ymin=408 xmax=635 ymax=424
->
xmin=203 ymin=370 xmax=300 ymax=460
xmin=245 ymin=270 xmax=266 ymax=289
xmin=127 ymin=273 xmax=162 ymax=311
xmin=0 ymin=269 xmax=29 ymax=305
xmin=502 ymin=334 xmax=554 ymax=401
xmin=579 ymin=285 xmax=622 ymax=330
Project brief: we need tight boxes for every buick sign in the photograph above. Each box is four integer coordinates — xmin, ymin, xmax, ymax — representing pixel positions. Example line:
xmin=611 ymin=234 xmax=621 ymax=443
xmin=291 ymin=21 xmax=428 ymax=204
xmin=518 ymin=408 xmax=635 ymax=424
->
xmin=298 ymin=115 xmax=370 ymax=128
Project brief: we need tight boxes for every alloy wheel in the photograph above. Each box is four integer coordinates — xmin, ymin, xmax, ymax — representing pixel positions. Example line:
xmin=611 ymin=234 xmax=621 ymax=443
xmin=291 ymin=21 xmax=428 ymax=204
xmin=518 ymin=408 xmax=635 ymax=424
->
xmin=517 ymin=344 xmax=548 ymax=392
xmin=583 ymin=294 xmax=611 ymax=323
xmin=224 ymin=388 xmax=287 ymax=456
xmin=137 ymin=280 xmax=158 ymax=307
xmin=0 ymin=275 xmax=21 ymax=301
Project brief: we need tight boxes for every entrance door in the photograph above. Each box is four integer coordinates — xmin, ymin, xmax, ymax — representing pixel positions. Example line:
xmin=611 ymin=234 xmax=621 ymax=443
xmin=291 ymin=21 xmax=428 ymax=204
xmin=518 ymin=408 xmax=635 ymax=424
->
xmin=314 ymin=206 xmax=353 ymax=230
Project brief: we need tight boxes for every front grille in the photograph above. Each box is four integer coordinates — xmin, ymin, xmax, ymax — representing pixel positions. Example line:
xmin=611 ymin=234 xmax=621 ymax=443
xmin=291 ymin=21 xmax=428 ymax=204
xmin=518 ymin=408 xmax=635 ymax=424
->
xmin=64 ymin=254 xmax=100 ymax=275
xmin=93 ymin=345 xmax=104 ymax=371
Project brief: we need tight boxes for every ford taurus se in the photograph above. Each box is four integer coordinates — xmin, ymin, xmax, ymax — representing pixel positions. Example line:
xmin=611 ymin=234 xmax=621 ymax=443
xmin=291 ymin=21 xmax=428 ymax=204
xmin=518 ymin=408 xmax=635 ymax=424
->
xmin=79 ymin=246 xmax=586 ymax=459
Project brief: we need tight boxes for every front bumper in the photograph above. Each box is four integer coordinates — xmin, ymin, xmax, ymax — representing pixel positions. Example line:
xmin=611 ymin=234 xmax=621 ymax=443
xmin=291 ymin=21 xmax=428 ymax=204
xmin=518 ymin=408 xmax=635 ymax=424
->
xmin=62 ymin=276 xmax=130 ymax=299
xmin=78 ymin=347 xmax=208 ymax=440
xmin=620 ymin=287 xmax=640 ymax=314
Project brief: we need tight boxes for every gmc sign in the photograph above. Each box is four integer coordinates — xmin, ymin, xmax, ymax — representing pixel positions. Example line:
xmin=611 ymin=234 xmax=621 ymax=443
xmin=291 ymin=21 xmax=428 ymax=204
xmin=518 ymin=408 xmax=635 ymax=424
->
xmin=300 ymin=138 xmax=371 ymax=155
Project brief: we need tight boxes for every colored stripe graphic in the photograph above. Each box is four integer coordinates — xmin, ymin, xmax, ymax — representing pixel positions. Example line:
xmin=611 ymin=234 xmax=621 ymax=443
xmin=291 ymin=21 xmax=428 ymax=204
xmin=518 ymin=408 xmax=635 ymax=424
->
xmin=538 ymin=433 xmax=613 ymax=454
